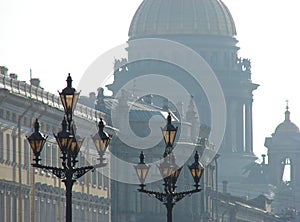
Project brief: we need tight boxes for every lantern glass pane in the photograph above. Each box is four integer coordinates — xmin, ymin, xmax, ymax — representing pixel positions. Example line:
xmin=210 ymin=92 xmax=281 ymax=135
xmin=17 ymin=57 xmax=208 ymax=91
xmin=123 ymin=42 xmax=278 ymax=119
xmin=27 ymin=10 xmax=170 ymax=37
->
xmin=29 ymin=141 xmax=36 ymax=152
xmin=172 ymin=168 xmax=181 ymax=179
xmin=191 ymin=168 xmax=196 ymax=178
xmin=169 ymin=130 xmax=176 ymax=145
xmin=72 ymin=93 xmax=79 ymax=112
xmin=66 ymin=95 xmax=73 ymax=109
xmin=163 ymin=130 xmax=176 ymax=146
xmin=61 ymin=138 xmax=67 ymax=147
xmin=163 ymin=130 xmax=169 ymax=144
xmin=96 ymin=140 xmax=101 ymax=153
xmin=92 ymin=133 xmax=109 ymax=155
xmin=159 ymin=162 xmax=174 ymax=178
xmin=135 ymin=164 xmax=150 ymax=184
xmin=70 ymin=141 xmax=76 ymax=152
xmin=189 ymin=163 xmax=204 ymax=181
xmin=60 ymin=94 xmax=67 ymax=111
xmin=36 ymin=140 xmax=42 ymax=152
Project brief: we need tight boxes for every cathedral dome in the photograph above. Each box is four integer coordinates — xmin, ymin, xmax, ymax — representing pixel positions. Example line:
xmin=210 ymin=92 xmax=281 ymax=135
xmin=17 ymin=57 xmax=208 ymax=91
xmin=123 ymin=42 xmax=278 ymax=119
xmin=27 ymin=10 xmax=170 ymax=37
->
xmin=274 ymin=108 xmax=299 ymax=134
xmin=129 ymin=0 xmax=237 ymax=39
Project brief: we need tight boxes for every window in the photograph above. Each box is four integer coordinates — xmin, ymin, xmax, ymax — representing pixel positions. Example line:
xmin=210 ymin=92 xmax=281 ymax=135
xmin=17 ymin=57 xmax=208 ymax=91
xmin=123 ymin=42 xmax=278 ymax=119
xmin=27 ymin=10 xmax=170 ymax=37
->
xmin=91 ymin=158 xmax=97 ymax=186
xmin=41 ymin=142 xmax=46 ymax=165
xmin=24 ymin=139 xmax=29 ymax=166
xmin=23 ymin=117 xmax=28 ymax=127
xmin=104 ymin=175 xmax=109 ymax=189
xmin=52 ymin=145 xmax=57 ymax=167
xmin=0 ymin=189 xmax=4 ymax=221
xmin=0 ymin=132 xmax=3 ymax=161
xmin=98 ymin=171 xmax=103 ymax=188
xmin=12 ymin=113 xmax=17 ymax=123
xmin=282 ymin=157 xmax=291 ymax=183
xmin=12 ymin=135 xmax=16 ymax=163
xmin=46 ymin=143 xmax=51 ymax=165
xmin=78 ymin=154 xmax=85 ymax=185
xmin=92 ymin=170 xmax=97 ymax=187
xmin=5 ymin=111 xmax=10 ymax=120
xmin=6 ymin=134 xmax=10 ymax=163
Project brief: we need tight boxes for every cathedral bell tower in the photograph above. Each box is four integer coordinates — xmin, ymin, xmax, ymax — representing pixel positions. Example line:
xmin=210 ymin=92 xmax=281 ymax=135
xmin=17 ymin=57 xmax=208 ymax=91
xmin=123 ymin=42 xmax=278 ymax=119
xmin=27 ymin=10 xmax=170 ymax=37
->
xmin=265 ymin=105 xmax=300 ymax=188
xmin=265 ymin=105 xmax=300 ymax=211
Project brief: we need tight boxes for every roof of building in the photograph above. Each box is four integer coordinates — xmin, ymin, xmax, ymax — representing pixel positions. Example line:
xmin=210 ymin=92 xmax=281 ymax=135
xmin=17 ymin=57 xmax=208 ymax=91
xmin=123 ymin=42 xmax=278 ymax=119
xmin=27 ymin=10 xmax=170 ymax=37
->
xmin=129 ymin=0 xmax=237 ymax=38
xmin=213 ymin=191 xmax=280 ymax=220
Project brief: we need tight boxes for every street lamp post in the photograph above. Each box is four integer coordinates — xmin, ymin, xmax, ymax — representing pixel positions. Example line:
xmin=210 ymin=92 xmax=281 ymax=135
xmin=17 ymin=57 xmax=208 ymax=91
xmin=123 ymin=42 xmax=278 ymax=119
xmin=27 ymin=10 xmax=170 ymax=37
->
xmin=135 ymin=113 xmax=204 ymax=222
xmin=27 ymin=74 xmax=110 ymax=222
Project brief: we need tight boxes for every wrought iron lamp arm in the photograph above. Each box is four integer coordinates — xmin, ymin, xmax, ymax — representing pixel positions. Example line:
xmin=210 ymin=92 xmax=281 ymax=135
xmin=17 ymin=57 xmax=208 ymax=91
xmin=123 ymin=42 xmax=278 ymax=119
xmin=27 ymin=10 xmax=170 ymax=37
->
xmin=138 ymin=187 xmax=201 ymax=204
xmin=32 ymin=163 xmax=94 ymax=180
xmin=173 ymin=188 xmax=201 ymax=202
xmin=73 ymin=166 xmax=94 ymax=180
xmin=32 ymin=163 xmax=67 ymax=179
xmin=138 ymin=188 xmax=168 ymax=202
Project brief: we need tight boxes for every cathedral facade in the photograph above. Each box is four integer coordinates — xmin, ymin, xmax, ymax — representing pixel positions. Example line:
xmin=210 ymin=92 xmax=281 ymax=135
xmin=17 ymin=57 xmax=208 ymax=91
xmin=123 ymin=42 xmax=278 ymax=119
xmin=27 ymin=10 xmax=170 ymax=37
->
xmin=110 ymin=0 xmax=258 ymax=195
xmin=104 ymin=0 xmax=282 ymax=221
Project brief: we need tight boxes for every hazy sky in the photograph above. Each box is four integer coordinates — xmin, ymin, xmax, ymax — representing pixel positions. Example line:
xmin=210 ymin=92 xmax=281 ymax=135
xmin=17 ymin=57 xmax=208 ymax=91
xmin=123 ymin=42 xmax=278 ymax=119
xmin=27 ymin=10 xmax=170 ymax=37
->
xmin=1 ymin=0 xmax=300 ymax=159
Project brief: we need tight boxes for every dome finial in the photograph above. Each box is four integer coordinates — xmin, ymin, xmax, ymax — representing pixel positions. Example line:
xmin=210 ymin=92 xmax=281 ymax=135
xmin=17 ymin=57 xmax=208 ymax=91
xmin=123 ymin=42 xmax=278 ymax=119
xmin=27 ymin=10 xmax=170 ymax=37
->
xmin=285 ymin=100 xmax=290 ymax=121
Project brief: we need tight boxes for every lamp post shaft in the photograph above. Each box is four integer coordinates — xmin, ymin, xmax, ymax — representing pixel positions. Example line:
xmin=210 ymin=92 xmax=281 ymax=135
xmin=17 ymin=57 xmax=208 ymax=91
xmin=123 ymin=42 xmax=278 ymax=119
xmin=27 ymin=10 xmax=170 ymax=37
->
xmin=64 ymin=174 xmax=75 ymax=222
xmin=167 ymin=206 xmax=173 ymax=222
xmin=166 ymin=200 xmax=173 ymax=222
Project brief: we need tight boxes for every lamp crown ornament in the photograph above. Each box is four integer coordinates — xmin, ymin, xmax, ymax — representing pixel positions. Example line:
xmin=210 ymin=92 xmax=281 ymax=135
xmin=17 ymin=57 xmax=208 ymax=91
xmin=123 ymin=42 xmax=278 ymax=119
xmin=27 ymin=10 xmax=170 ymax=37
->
xmin=60 ymin=73 xmax=76 ymax=95
xmin=34 ymin=118 xmax=39 ymax=132
xmin=98 ymin=118 xmax=108 ymax=137
xmin=139 ymin=151 xmax=145 ymax=164
xmin=66 ymin=73 xmax=72 ymax=88
xmin=167 ymin=112 xmax=172 ymax=125
xmin=99 ymin=118 xmax=104 ymax=130
xmin=194 ymin=150 xmax=199 ymax=162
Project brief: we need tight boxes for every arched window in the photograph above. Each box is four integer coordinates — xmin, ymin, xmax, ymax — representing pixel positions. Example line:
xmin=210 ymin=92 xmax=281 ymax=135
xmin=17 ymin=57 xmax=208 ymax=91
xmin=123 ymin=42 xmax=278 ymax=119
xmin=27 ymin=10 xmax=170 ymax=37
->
xmin=282 ymin=157 xmax=291 ymax=183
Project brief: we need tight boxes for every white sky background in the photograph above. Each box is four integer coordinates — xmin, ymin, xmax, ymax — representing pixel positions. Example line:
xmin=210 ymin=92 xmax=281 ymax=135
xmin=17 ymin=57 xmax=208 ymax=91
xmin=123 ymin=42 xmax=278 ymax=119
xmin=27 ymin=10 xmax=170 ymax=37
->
xmin=1 ymin=0 xmax=300 ymax=160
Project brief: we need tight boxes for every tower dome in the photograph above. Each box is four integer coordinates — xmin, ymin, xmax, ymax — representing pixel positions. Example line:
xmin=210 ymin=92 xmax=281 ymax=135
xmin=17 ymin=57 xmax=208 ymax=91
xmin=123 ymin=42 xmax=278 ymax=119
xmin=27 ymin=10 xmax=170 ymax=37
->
xmin=129 ymin=0 xmax=237 ymax=39
xmin=274 ymin=107 xmax=299 ymax=134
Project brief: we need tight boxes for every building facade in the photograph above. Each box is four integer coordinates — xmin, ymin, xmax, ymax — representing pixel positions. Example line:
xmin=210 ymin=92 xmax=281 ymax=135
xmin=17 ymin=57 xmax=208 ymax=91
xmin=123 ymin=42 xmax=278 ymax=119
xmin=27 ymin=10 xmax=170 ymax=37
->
xmin=0 ymin=68 xmax=111 ymax=222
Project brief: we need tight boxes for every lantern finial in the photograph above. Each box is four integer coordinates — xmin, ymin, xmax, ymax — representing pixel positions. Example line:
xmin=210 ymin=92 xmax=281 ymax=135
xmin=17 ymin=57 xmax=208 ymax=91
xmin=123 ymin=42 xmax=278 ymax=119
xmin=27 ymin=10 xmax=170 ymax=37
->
xmin=34 ymin=119 xmax=39 ymax=132
xmin=67 ymin=73 xmax=72 ymax=88
xmin=167 ymin=112 xmax=171 ymax=125
xmin=139 ymin=151 xmax=145 ymax=164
